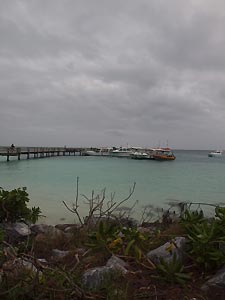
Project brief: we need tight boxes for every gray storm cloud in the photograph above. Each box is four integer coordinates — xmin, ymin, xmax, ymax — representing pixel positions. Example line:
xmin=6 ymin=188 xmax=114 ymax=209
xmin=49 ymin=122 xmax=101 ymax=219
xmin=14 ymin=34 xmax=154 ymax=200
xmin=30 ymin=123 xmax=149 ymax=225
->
xmin=1 ymin=0 xmax=225 ymax=149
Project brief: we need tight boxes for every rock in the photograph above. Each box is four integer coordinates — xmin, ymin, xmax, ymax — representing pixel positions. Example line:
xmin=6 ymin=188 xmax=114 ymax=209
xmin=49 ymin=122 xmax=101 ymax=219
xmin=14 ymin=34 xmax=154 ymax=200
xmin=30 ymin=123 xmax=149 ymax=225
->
xmin=106 ymin=255 xmax=128 ymax=274
xmin=46 ymin=226 xmax=65 ymax=238
xmin=31 ymin=224 xmax=74 ymax=238
xmin=3 ymin=258 xmax=40 ymax=279
xmin=0 ymin=271 xmax=2 ymax=285
xmin=202 ymin=265 xmax=225 ymax=291
xmin=52 ymin=249 xmax=70 ymax=258
xmin=31 ymin=224 xmax=66 ymax=239
xmin=17 ymin=258 xmax=38 ymax=273
xmin=74 ymin=248 xmax=86 ymax=255
xmin=37 ymin=258 xmax=48 ymax=266
xmin=64 ymin=225 xmax=80 ymax=233
xmin=55 ymin=224 xmax=72 ymax=231
xmin=13 ymin=223 xmax=31 ymax=236
xmin=3 ymin=222 xmax=31 ymax=243
xmin=82 ymin=266 xmax=114 ymax=289
xmin=30 ymin=224 xmax=51 ymax=234
xmin=55 ymin=224 xmax=80 ymax=233
xmin=147 ymin=237 xmax=186 ymax=264
xmin=64 ymin=232 xmax=73 ymax=240
xmin=82 ymin=255 xmax=128 ymax=289
xmin=33 ymin=224 xmax=73 ymax=260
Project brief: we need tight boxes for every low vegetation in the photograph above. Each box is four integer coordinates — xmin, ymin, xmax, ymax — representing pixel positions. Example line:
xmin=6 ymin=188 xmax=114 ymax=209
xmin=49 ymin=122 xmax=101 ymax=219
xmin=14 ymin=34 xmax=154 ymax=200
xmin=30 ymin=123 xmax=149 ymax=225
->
xmin=0 ymin=183 xmax=225 ymax=299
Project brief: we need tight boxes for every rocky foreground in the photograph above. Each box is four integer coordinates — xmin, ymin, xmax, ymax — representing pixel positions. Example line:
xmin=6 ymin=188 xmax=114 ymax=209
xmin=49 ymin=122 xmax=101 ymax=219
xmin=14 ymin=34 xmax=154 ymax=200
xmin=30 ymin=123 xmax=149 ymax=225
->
xmin=1 ymin=221 xmax=225 ymax=299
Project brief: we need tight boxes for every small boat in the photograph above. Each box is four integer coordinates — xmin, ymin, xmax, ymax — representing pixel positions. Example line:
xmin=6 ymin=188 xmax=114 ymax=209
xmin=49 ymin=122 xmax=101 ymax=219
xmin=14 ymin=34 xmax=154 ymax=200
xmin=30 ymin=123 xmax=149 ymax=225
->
xmin=83 ymin=148 xmax=112 ymax=156
xmin=111 ymin=147 xmax=134 ymax=157
xmin=83 ymin=150 xmax=102 ymax=156
xmin=208 ymin=150 xmax=223 ymax=157
xmin=152 ymin=148 xmax=176 ymax=161
xmin=82 ymin=147 xmax=113 ymax=156
xmin=130 ymin=152 xmax=148 ymax=159
xmin=130 ymin=151 xmax=150 ymax=160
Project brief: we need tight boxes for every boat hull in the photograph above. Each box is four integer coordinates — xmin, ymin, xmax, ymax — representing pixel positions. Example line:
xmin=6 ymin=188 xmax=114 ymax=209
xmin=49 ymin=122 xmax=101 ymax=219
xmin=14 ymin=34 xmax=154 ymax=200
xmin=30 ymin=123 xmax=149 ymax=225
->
xmin=83 ymin=151 xmax=102 ymax=156
xmin=208 ymin=150 xmax=223 ymax=157
xmin=153 ymin=155 xmax=176 ymax=161
xmin=208 ymin=153 xmax=222 ymax=157
xmin=111 ymin=152 xmax=132 ymax=157
xmin=130 ymin=152 xmax=154 ymax=160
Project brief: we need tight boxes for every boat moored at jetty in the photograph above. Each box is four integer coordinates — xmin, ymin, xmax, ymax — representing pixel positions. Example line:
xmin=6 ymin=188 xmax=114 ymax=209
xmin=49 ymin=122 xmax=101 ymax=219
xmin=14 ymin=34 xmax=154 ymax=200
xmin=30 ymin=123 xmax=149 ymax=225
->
xmin=111 ymin=147 xmax=134 ymax=157
xmin=83 ymin=148 xmax=112 ymax=156
xmin=83 ymin=150 xmax=102 ymax=156
xmin=130 ymin=151 xmax=148 ymax=159
xmin=151 ymin=148 xmax=176 ymax=161
xmin=208 ymin=150 xmax=223 ymax=157
xmin=130 ymin=151 xmax=154 ymax=160
xmin=111 ymin=145 xmax=176 ymax=161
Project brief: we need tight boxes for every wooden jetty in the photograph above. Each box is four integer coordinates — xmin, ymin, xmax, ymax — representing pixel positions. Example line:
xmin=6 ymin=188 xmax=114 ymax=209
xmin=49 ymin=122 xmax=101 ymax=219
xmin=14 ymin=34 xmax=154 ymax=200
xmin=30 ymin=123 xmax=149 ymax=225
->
xmin=0 ymin=147 xmax=90 ymax=162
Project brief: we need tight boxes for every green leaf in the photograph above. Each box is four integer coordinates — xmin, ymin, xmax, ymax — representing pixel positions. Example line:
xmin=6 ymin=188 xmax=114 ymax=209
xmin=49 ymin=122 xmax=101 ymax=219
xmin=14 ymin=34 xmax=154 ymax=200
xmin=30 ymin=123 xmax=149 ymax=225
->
xmin=124 ymin=239 xmax=135 ymax=255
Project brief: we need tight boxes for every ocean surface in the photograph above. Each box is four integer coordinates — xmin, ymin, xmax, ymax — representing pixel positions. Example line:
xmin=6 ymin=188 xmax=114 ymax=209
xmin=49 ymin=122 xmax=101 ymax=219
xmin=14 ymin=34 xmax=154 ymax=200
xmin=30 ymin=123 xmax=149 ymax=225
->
xmin=0 ymin=150 xmax=225 ymax=224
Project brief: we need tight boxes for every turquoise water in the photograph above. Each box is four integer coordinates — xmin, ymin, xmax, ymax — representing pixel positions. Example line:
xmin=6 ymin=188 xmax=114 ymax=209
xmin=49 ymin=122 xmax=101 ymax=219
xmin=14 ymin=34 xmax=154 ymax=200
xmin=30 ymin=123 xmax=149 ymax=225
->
xmin=0 ymin=150 xmax=225 ymax=224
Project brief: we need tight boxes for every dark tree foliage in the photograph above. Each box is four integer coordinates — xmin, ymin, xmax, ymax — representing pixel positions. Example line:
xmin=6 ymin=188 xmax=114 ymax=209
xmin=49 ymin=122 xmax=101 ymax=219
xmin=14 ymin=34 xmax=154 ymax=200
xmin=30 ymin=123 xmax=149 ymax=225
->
xmin=0 ymin=187 xmax=41 ymax=223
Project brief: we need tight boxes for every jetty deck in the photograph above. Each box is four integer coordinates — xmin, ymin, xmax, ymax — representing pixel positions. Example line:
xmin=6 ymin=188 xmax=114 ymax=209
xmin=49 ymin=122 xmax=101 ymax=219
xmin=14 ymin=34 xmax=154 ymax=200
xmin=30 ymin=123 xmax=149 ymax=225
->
xmin=0 ymin=147 xmax=90 ymax=162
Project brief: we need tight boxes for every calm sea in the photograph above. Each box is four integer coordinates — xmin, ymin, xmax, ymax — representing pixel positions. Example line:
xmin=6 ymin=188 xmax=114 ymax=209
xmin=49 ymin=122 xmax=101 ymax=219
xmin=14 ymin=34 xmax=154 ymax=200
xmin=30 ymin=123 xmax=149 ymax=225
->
xmin=0 ymin=150 xmax=225 ymax=224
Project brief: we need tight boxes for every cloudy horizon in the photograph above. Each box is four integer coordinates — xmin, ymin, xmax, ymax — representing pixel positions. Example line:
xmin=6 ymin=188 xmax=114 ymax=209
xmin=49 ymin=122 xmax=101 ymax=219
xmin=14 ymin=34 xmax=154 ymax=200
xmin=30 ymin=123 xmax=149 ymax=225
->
xmin=1 ymin=0 xmax=225 ymax=150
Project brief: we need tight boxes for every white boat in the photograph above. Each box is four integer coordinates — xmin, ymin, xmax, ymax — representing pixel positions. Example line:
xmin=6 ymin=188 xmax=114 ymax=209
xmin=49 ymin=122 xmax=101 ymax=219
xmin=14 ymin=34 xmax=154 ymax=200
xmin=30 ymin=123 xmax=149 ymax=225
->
xmin=83 ymin=150 xmax=102 ymax=156
xmin=208 ymin=150 xmax=223 ymax=157
xmin=130 ymin=151 xmax=151 ymax=160
xmin=83 ymin=148 xmax=112 ymax=156
xmin=111 ymin=147 xmax=134 ymax=157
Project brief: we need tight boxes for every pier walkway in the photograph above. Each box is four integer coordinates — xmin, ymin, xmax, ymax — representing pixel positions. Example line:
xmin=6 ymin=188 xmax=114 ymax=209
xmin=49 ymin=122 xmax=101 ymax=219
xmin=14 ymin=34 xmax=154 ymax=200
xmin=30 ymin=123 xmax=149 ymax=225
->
xmin=0 ymin=147 xmax=89 ymax=162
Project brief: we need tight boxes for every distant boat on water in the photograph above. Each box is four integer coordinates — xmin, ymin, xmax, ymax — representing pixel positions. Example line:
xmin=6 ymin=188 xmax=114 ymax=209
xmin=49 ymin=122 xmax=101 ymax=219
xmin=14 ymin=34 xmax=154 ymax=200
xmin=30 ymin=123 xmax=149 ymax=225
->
xmin=208 ymin=150 xmax=223 ymax=157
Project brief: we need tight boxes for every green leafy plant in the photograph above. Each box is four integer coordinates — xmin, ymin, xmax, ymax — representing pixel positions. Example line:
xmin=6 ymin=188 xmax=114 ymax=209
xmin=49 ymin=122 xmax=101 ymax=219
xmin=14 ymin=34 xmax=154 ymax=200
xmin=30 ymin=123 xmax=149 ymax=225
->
xmin=0 ymin=187 xmax=42 ymax=223
xmin=87 ymin=221 xmax=121 ymax=253
xmin=155 ymin=253 xmax=191 ymax=285
xmin=181 ymin=208 xmax=225 ymax=272
xmin=87 ymin=221 xmax=148 ymax=260
xmin=185 ymin=220 xmax=225 ymax=271
xmin=0 ymin=227 xmax=4 ymax=262
xmin=181 ymin=209 xmax=205 ymax=226
xmin=215 ymin=206 xmax=225 ymax=228
xmin=121 ymin=226 xmax=148 ymax=260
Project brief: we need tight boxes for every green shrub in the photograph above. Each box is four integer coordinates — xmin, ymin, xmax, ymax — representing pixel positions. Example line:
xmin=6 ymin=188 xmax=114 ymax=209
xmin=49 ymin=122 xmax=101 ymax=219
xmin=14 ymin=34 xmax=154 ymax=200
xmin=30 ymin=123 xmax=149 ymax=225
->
xmin=0 ymin=227 xmax=4 ymax=261
xmin=121 ymin=226 xmax=148 ymax=260
xmin=87 ymin=221 xmax=121 ymax=254
xmin=87 ymin=221 xmax=149 ymax=261
xmin=155 ymin=253 xmax=191 ymax=285
xmin=0 ymin=187 xmax=41 ymax=223
xmin=181 ymin=207 xmax=225 ymax=272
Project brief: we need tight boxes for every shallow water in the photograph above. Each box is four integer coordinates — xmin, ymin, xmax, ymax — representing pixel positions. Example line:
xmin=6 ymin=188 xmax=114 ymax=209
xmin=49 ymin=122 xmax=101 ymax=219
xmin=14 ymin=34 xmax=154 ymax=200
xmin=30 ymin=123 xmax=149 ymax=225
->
xmin=0 ymin=150 xmax=225 ymax=224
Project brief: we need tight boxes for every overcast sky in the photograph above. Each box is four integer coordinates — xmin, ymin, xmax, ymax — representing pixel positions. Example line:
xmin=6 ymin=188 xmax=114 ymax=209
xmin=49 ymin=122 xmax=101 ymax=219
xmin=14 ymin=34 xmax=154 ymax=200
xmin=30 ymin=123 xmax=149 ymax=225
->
xmin=1 ymin=0 xmax=225 ymax=149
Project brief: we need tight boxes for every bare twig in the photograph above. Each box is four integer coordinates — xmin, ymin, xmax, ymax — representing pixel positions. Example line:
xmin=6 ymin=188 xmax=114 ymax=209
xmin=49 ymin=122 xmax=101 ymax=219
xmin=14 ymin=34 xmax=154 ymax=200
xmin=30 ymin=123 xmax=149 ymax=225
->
xmin=63 ymin=179 xmax=137 ymax=229
xmin=63 ymin=177 xmax=83 ymax=225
